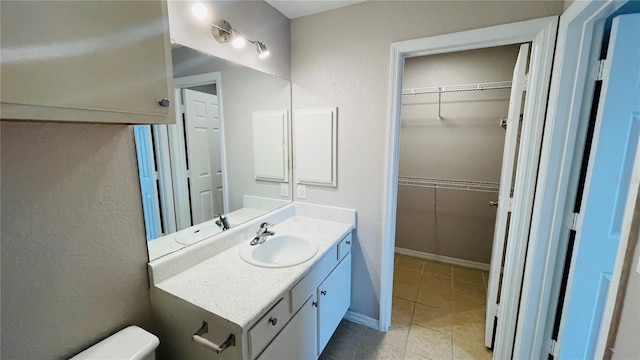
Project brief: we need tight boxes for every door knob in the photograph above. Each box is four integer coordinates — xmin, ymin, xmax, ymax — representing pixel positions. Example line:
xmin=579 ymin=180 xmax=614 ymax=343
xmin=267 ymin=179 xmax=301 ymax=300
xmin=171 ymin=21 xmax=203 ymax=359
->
xmin=489 ymin=200 xmax=499 ymax=207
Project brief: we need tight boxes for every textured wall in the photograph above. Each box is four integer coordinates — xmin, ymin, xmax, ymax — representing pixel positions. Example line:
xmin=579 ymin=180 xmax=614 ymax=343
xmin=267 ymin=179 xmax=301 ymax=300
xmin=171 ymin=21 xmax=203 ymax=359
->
xmin=291 ymin=1 xmax=564 ymax=321
xmin=396 ymin=45 xmax=519 ymax=264
xmin=1 ymin=122 xmax=154 ymax=359
xmin=167 ymin=0 xmax=291 ymax=79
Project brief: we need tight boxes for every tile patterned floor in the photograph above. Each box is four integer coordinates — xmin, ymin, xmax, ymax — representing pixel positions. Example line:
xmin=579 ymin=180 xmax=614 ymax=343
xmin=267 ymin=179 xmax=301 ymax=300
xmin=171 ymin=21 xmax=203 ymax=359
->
xmin=319 ymin=254 xmax=493 ymax=360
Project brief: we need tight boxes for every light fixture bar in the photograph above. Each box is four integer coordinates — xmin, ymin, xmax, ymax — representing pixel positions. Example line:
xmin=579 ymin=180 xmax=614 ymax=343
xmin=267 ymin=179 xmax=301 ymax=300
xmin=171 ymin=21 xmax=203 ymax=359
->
xmin=191 ymin=2 xmax=270 ymax=59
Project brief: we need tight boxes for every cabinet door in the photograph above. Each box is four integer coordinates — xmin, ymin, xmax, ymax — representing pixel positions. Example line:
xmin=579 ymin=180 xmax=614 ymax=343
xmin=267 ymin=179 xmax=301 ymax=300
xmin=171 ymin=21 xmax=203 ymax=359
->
xmin=257 ymin=295 xmax=317 ymax=360
xmin=318 ymin=253 xmax=352 ymax=354
xmin=0 ymin=0 xmax=173 ymax=124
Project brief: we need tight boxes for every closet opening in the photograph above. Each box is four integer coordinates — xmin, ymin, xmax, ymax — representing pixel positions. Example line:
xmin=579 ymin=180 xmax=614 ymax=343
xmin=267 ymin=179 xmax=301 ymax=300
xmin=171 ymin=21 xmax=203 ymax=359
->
xmin=390 ymin=43 xmax=527 ymax=359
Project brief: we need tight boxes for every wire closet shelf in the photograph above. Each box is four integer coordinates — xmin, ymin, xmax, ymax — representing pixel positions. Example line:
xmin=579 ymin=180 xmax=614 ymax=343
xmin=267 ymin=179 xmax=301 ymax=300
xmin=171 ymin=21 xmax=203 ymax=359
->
xmin=402 ymin=81 xmax=512 ymax=120
xmin=398 ymin=176 xmax=500 ymax=193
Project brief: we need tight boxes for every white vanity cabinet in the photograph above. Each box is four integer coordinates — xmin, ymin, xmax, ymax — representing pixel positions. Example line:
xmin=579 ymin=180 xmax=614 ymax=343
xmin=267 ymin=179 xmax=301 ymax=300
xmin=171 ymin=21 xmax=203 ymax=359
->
xmin=257 ymin=295 xmax=318 ymax=360
xmin=256 ymin=234 xmax=352 ymax=359
xmin=0 ymin=0 xmax=174 ymax=124
xmin=150 ymin=214 xmax=355 ymax=360
xmin=317 ymin=253 xmax=352 ymax=353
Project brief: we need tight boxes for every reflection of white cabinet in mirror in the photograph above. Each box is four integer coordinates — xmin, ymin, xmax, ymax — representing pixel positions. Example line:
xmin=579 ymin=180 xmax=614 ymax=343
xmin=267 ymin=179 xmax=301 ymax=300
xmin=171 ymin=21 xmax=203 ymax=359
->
xmin=252 ymin=110 xmax=289 ymax=182
xmin=294 ymin=108 xmax=338 ymax=186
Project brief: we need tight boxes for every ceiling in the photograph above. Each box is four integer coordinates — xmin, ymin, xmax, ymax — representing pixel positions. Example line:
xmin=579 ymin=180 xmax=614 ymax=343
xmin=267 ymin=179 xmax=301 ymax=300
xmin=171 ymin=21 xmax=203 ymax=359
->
xmin=264 ymin=0 xmax=367 ymax=19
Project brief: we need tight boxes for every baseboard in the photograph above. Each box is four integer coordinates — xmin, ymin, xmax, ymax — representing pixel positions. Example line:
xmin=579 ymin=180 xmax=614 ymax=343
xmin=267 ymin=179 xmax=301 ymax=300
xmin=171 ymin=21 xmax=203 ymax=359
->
xmin=395 ymin=247 xmax=490 ymax=271
xmin=344 ymin=310 xmax=379 ymax=330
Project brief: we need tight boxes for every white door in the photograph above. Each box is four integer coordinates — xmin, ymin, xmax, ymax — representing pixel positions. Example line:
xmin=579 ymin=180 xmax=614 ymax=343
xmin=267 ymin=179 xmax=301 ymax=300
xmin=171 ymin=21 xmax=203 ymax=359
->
xmin=485 ymin=43 xmax=530 ymax=348
xmin=183 ymin=89 xmax=224 ymax=225
xmin=558 ymin=14 xmax=640 ymax=359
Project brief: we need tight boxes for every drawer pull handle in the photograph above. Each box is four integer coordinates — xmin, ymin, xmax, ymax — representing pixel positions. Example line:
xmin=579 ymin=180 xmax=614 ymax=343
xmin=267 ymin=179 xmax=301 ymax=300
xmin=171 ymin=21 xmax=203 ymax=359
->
xmin=269 ymin=317 xmax=277 ymax=326
xmin=312 ymin=301 xmax=318 ymax=307
xmin=321 ymin=290 xmax=327 ymax=296
xmin=191 ymin=321 xmax=236 ymax=354
xmin=346 ymin=240 xmax=351 ymax=245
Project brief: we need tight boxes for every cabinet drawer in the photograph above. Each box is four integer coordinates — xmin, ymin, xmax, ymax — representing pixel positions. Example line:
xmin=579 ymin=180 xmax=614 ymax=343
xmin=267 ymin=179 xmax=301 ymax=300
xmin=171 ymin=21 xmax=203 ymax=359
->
xmin=337 ymin=233 xmax=352 ymax=261
xmin=248 ymin=297 xmax=291 ymax=359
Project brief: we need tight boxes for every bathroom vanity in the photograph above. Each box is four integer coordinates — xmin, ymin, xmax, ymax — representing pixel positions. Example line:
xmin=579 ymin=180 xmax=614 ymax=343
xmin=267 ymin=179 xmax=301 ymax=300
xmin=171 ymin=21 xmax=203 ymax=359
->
xmin=148 ymin=203 xmax=356 ymax=359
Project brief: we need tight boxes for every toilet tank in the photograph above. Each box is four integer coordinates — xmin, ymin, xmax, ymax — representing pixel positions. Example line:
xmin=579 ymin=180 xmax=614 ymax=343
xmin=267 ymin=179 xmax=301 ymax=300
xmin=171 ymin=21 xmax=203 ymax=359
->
xmin=70 ymin=326 xmax=159 ymax=360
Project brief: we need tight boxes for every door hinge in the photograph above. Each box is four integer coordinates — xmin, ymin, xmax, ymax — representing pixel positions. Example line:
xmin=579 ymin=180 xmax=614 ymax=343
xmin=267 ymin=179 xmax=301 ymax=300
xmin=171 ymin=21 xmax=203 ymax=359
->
xmin=596 ymin=59 xmax=608 ymax=81
xmin=494 ymin=303 xmax=500 ymax=317
xmin=570 ymin=212 xmax=581 ymax=231
xmin=507 ymin=197 xmax=513 ymax=212
xmin=180 ymin=104 xmax=186 ymax=114
xmin=549 ymin=339 xmax=559 ymax=358
xmin=523 ymin=74 xmax=529 ymax=91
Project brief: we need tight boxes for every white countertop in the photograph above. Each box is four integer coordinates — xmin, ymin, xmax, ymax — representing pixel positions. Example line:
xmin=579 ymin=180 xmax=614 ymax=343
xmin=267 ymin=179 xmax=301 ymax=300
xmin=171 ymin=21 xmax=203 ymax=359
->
xmin=154 ymin=215 xmax=353 ymax=330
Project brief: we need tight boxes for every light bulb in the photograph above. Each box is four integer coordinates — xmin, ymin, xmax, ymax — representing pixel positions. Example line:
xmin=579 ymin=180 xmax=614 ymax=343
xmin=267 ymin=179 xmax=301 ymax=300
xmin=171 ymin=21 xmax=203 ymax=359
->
xmin=191 ymin=3 xmax=208 ymax=21
xmin=258 ymin=50 xmax=271 ymax=59
xmin=256 ymin=42 xmax=270 ymax=59
xmin=231 ymin=32 xmax=246 ymax=49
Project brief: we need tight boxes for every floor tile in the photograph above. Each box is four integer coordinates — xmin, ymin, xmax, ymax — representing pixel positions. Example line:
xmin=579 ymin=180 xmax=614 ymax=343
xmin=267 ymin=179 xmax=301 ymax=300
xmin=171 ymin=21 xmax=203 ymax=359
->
xmin=404 ymin=352 xmax=431 ymax=360
xmin=363 ymin=324 xmax=410 ymax=349
xmin=423 ymin=259 xmax=452 ymax=278
xmin=356 ymin=332 xmax=407 ymax=359
xmin=392 ymin=297 xmax=416 ymax=327
xmin=416 ymin=273 xmax=453 ymax=308
xmin=394 ymin=281 xmax=419 ymax=302
xmin=452 ymin=266 xmax=484 ymax=284
xmin=397 ymin=255 xmax=425 ymax=272
xmin=452 ymin=280 xmax=486 ymax=302
xmin=320 ymin=321 xmax=366 ymax=360
xmin=406 ymin=324 xmax=452 ymax=360
xmin=412 ymin=303 xmax=452 ymax=334
xmin=394 ymin=267 xmax=423 ymax=284
xmin=453 ymin=339 xmax=493 ymax=360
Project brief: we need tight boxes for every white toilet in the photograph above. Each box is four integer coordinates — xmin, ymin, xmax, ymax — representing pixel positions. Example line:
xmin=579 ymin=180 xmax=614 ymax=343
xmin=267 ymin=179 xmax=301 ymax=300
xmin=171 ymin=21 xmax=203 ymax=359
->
xmin=70 ymin=326 xmax=159 ymax=360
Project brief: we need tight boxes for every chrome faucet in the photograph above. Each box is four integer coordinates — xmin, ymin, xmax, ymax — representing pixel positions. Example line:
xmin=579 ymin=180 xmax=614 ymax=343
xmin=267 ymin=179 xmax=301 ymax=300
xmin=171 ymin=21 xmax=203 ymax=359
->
xmin=250 ymin=222 xmax=274 ymax=245
xmin=215 ymin=214 xmax=230 ymax=231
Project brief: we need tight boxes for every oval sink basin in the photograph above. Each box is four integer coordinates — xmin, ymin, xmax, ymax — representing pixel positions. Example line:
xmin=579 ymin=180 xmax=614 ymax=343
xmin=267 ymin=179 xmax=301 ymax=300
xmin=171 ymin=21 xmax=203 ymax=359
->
xmin=239 ymin=234 xmax=319 ymax=268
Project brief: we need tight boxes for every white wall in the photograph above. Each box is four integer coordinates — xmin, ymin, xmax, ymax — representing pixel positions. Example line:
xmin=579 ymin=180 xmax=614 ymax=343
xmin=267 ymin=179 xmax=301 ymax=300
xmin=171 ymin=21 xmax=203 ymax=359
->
xmin=1 ymin=122 xmax=153 ymax=359
xmin=291 ymin=0 xmax=563 ymax=321
xmin=172 ymin=46 xmax=291 ymax=211
xmin=167 ymin=0 xmax=291 ymax=79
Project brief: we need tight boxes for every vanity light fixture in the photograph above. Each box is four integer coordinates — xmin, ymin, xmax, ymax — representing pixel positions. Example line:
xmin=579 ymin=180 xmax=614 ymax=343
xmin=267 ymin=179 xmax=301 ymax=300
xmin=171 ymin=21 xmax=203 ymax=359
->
xmin=191 ymin=2 xmax=270 ymax=60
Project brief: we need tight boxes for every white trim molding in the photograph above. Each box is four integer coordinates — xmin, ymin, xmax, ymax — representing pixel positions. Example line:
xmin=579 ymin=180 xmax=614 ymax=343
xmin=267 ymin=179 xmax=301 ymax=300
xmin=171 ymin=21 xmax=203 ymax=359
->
xmin=344 ymin=310 xmax=379 ymax=330
xmin=395 ymin=247 xmax=490 ymax=271
xmin=515 ymin=2 xmax=629 ymax=358
xmin=381 ymin=17 xmax=558 ymax=359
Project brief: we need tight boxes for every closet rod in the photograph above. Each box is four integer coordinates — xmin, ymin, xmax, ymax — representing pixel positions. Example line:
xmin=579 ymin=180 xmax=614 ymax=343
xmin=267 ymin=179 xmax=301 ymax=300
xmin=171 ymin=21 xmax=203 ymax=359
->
xmin=402 ymin=80 xmax=512 ymax=96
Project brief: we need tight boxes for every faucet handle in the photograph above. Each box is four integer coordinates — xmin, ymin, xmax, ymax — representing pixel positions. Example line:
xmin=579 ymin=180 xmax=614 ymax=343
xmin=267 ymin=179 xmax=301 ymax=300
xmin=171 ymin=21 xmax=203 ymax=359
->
xmin=260 ymin=222 xmax=273 ymax=229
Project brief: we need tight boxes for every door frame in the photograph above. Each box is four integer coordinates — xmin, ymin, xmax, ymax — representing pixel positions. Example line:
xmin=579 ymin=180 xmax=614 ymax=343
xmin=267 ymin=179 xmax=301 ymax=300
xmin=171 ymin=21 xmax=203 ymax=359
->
xmin=514 ymin=1 xmax=630 ymax=358
xmin=381 ymin=16 xmax=558 ymax=358
xmin=172 ymin=72 xmax=229 ymax=217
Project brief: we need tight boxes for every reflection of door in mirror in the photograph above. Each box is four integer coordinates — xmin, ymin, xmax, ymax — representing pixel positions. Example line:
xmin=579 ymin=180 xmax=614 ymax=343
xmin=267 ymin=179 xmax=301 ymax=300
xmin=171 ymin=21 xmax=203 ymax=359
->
xmin=134 ymin=81 xmax=226 ymax=241
xmin=183 ymin=88 xmax=224 ymax=225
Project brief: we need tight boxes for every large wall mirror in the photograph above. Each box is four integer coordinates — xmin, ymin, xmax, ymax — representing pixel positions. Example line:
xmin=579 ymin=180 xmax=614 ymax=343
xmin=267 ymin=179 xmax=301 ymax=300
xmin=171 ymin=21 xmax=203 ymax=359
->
xmin=137 ymin=45 xmax=292 ymax=260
